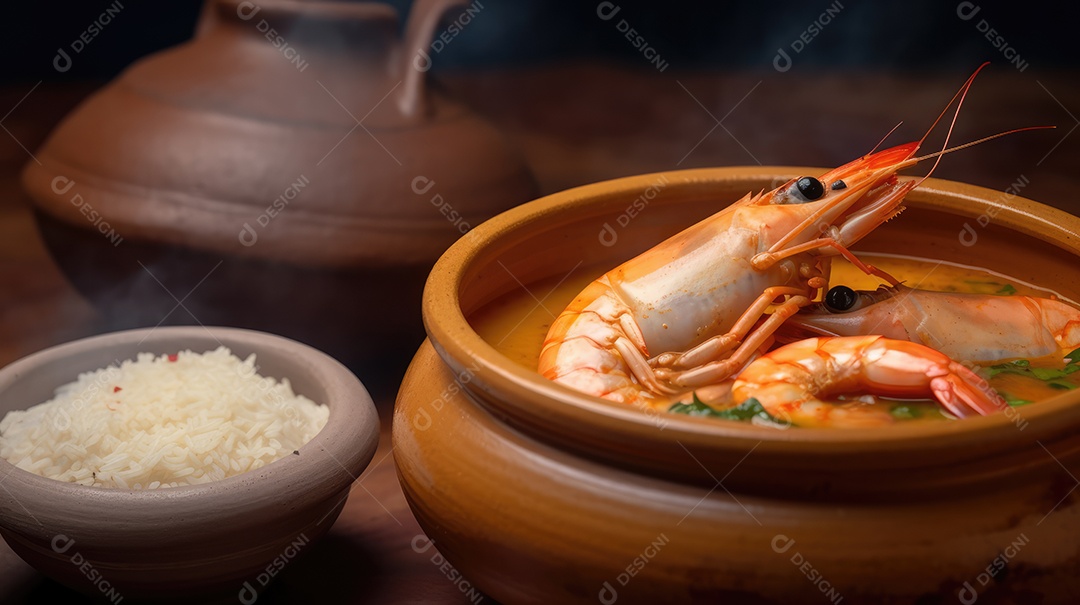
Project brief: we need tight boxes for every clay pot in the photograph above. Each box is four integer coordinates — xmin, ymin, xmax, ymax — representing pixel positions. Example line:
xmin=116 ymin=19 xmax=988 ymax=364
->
xmin=0 ymin=326 xmax=380 ymax=600
xmin=21 ymin=0 xmax=537 ymax=371
xmin=394 ymin=168 xmax=1080 ymax=604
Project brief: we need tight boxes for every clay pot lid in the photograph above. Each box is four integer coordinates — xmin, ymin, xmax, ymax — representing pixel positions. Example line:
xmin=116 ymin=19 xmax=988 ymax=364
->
xmin=148 ymin=1 xmax=459 ymax=129
xmin=21 ymin=0 xmax=538 ymax=269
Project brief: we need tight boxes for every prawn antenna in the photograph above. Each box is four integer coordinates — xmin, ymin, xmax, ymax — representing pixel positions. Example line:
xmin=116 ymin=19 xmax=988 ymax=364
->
xmin=867 ymin=121 xmax=904 ymax=155
xmin=911 ymin=125 xmax=1056 ymax=165
xmin=915 ymin=62 xmax=990 ymax=186
xmin=866 ymin=63 xmax=990 ymax=178
xmin=918 ymin=62 xmax=990 ymax=150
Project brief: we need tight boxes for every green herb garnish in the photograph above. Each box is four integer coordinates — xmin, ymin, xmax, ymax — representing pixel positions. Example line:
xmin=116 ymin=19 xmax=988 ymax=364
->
xmin=669 ymin=395 xmax=791 ymax=426
xmin=890 ymin=404 xmax=921 ymax=419
xmin=988 ymin=359 xmax=1079 ymax=386
xmin=668 ymin=396 xmax=723 ymax=417
xmin=1031 ymin=366 xmax=1080 ymax=381
xmin=1000 ymin=393 xmax=1035 ymax=407
xmin=962 ymin=280 xmax=1009 ymax=295
xmin=995 ymin=284 xmax=1018 ymax=295
xmin=986 ymin=352 xmax=1080 ymax=400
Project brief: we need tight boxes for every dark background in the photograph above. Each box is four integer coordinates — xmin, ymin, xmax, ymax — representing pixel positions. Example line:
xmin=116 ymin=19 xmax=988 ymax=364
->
xmin=3 ymin=0 xmax=1076 ymax=82
xmin=3 ymin=3 xmax=1080 ymax=603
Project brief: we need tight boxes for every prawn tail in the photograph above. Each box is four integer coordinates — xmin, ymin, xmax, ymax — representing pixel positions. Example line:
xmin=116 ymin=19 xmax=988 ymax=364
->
xmin=539 ymin=281 xmax=664 ymax=406
xmin=930 ymin=361 xmax=1002 ymax=418
xmin=540 ymin=330 xmax=716 ymax=414
xmin=545 ymin=360 xmax=686 ymax=415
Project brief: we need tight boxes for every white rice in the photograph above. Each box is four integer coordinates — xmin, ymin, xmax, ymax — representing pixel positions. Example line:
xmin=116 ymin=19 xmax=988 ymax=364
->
xmin=0 ymin=347 xmax=329 ymax=489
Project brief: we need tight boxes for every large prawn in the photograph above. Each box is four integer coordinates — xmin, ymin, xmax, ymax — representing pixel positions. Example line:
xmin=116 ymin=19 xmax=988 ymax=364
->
xmin=787 ymin=284 xmax=1080 ymax=364
xmin=538 ymin=147 xmax=911 ymax=406
xmin=731 ymin=335 xmax=1003 ymax=428
xmin=538 ymin=65 xmax=1045 ymax=412
xmin=722 ymin=285 xmax=1080 ymax=428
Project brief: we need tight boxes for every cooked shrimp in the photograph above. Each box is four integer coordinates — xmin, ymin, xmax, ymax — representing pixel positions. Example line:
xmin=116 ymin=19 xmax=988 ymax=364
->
xmin=537 ymin=147 xmax=915 ymax=406
xmin=730 ymin=335 xmax=1003 ymax=428
xmin=788 ymin=285 xmax=1080 ymax=363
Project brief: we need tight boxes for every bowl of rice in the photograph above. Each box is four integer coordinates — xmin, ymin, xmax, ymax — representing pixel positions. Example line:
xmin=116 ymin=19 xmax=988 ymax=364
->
xmin=0 ymin=326 xmax=379 ymax=601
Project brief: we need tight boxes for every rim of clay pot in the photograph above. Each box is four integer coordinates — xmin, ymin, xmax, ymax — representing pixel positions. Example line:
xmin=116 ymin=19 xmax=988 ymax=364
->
xmin=0 ymin=326 xmax=378 ymax=531
xmin=422 ymin=166 xmax=1080 ymax=479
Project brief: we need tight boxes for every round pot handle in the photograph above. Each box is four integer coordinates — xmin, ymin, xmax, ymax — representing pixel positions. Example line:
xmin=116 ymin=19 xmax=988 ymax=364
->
xmin=397 ymin=0 xmax=469 ymax=118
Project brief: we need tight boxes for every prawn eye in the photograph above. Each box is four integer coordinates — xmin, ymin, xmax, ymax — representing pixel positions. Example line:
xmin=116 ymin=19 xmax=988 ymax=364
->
xmin=796 ymin=177 xmax=826 ymax=201
xmin=824 ymin=285 xmax=858 ymax=312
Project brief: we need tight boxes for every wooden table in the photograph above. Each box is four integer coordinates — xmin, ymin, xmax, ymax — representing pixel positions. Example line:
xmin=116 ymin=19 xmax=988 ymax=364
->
xmin=2 ymin=63 xmax=1079 ymax=603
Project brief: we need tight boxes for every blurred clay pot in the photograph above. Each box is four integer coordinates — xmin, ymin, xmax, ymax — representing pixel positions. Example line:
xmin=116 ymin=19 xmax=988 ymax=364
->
xmin=394 ymin=167 xmax=1080 ymax=604
xmin=21 ymin=0 xmax=537 ymax=371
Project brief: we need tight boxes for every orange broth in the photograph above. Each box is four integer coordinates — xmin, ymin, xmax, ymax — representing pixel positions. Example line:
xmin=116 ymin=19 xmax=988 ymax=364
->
xmin=469 ymin=253 xmax=1079 ymax=424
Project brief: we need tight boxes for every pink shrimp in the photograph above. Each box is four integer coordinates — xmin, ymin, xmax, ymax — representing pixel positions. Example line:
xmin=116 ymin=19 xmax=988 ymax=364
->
xmin=731 ymin=336 xmax=1003 ymax=428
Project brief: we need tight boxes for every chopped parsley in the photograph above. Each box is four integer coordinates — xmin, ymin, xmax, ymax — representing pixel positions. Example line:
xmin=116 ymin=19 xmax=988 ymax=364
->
xmin=1001 ymin=394 xmax=1035 ymax=407
xmin=987 ymin=347 xmax=1080 ymax=402
xmin=669 ymin=395 xmax=790 ymax=427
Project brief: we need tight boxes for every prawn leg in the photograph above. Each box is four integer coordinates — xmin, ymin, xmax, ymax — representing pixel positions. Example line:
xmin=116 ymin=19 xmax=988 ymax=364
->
xmin=612 ymin=337 xmax=680 ymax=395
xmin=653 ymin=286 xmax=809 ymax=370
xmin=658 ymin=295 xmax=811 ymax=388
xmin=753 ymin=237 xmax=902 ymax=286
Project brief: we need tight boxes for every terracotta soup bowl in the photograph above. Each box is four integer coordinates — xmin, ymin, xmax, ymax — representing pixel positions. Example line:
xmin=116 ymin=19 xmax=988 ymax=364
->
xmin=0 ymin=327 xmax=379 ymax=601
xmin=394 ymin=167 xmax=1080 ymax=604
